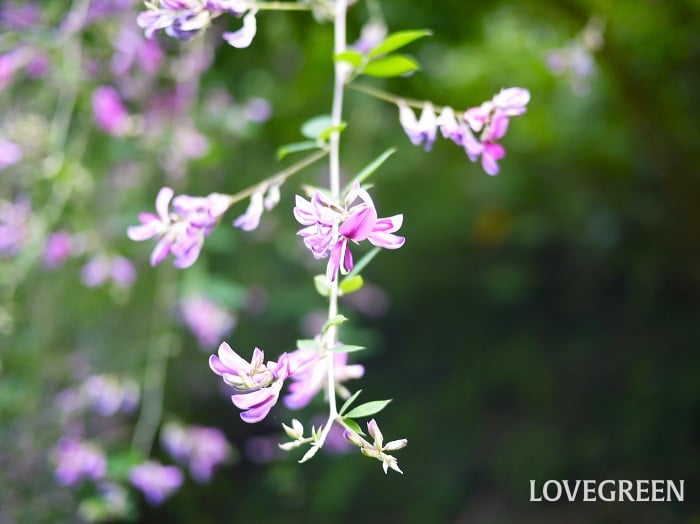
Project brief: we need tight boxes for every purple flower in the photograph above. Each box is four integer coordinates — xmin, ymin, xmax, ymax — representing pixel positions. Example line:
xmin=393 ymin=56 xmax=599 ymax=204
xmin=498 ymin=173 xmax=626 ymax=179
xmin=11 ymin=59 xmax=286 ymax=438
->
xmin=161 ymin=423 xmax=232 ymax=482
xmin=398 ymin=101 xmax=437 ymax=151
xmin=232 ymin=181 xmax=281 ymax=232
xmin=92 ymin=86 xmax=130 ymax=136
xmin=127 ymin=187 xmax=232 ymax=268
xmin=0 ymin=196 xmax=30 ymax=257
xmin=112 ymin=27 xmax=164 ymax=76
xmin=129 ymin=461 xmax=183 ymax=505
xmin=243 ymin=97 xmax=272 ymax=123
xmin=209 ymin=343 xmax=293 ymax=423
xmin=284 ymin=348 xmax=364 ymax=410
xmin=396 ymin=87 xmax=530 ymax=175
xmin=294 ymin=182 xmax=405 ymax=282
xmin=82 ymin=374 xmax=140 ymax=416
xmin=81 ymin=255 xmax=136 ymax=288
xmin=0 ymin=139 xmax=22 ymax=170
xmin=1 ymin=2 xmax=40 ymax=31
xmin=53 ymin=438 xmax=107 ymax=486
xmin=178 ymin=295 xmax=236 ymax=348
xmin=137 ymin=0 xmax=251 ymax=45
xmin=43 ymin=231 xmax=73 ymax=269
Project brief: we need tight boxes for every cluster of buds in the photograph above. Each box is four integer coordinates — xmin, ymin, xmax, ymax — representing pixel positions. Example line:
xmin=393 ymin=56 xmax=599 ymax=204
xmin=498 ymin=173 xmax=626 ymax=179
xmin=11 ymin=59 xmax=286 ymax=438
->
xmin=294 ymin=182 xmax=405 ymax=282
xmin=138 ymin=0 xmax=258 ymax=49
xmin=127 ymin=186 xmax=232 ymax=268
xmin=398 ymin=87 xmax=530 ymax=175
xmin=344 ymin=419 xmax=407 ymax=474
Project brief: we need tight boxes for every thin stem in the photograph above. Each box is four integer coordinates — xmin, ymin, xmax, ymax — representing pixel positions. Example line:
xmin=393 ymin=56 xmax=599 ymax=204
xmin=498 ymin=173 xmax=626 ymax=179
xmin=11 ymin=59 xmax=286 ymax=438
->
xmin=349 ymin=82 xmax=446 ymax=112
xmin=227 ymin=149 xmax=329 ymax=205
xmin=131 ymin=268 xmax=178 ymax=455
xmin=252 ymin=1 xmax=312 ymax=10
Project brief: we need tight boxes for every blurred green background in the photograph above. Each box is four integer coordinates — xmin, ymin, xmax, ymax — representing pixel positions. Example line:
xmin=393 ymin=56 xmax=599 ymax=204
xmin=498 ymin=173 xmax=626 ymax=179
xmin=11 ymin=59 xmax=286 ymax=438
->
xmin=1 ymin=0 xmax=699 ymax=522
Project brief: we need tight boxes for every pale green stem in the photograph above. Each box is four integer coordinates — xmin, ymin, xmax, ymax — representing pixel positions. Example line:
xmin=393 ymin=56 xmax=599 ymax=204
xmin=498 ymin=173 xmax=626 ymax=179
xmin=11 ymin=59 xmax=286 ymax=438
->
xmin=349 ymin=82 xmax=446 ymax=112
xmin=252 ymin=1 xmax=312 ymax=10
xmin=316 ymin=0 xmax=348 ymax=449
xmin=131 ymin=267 xmax=179 ymax=455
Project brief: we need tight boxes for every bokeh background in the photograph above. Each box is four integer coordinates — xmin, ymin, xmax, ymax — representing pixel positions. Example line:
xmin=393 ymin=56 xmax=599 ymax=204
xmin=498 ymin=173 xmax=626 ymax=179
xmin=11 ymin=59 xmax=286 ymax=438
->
xmin=1 ymin=0 xmax=699 ymax=523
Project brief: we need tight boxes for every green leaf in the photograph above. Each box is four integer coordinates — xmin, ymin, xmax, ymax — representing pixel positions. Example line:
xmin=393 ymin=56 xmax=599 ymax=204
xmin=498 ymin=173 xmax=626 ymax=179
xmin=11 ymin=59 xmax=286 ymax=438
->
xmin=318 ymin=122 xmax=347 ymax=141
xmin=277 ymin=140 xmax=318 ymax=160
xmin=363 ymin=55 xmax=420 ymax=78
xmin=328 ymin=344 xmax=365 ymax=353
xmin=344 ymin=399 xmax=392 ymax=419
xmin=334 ymin=50 xmax=364 ymax=67
xmin=368 ymin=29 xmax=432 ymax=58
xmin=301 ymin=115 xmax=346 ymax=141
xmin=296 ymin=339 xmax=320 ymax=350
xmin=342 ymin=417 xmax=365 ymax=436
xmin=339 ymin=274 xmax=364 ymax=295
xmin=343 ymin=148 xmax=396 ymax=194
xmin=339 ymin=389 xmax=363 ymax=416
xmin=314 ymin=274 xmax=331 ymax=297
xmin=345 ymin=247 xmax=381 ymax=279
xmin=321 ymin=314 xmax=348 ymax=335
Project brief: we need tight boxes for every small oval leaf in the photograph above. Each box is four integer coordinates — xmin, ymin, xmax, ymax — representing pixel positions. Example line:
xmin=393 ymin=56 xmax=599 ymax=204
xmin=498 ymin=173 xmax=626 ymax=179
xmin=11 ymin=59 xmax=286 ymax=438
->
xmin=339 ymin=274 xmax=364 ymax=295
xmin=301 ymin=115 xmax=333 ymax=139
xmin=339 ymin=389 xmax=363 ymax=416
xmin=368 ymin=29 xmax=432 ymax=58
xmin=277 ymin=140 xmax=318 ymax=160
xmin=344 ymin=399 xmax=392 ymax=419
xmin=363 ymin=55 xmax=420 ymax=78
xmin=342 ymin=417 xmax=365 ymax=436
xmin=334 ymin=50 xmax=364 ymax=67
xmin=328 ymin=344 xmax=365 ymax=353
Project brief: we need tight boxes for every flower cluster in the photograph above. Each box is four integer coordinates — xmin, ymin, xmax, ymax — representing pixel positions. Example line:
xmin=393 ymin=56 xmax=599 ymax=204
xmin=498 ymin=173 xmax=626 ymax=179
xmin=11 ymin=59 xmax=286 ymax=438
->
xmin=294 ymin=182 xmax=405 ymax=282
xmin=343 ymin=419 xmax=407 ymax=474
xmin=398 ymin=87 xmax=530 ymax=175
xmin=209 ymin=343 xmax=293 ymax=423
xmin=161 ymin=422 xmax=232 ymax=482
xmin=127 ymin=186 xmax=232 ymax=268
xmin=129 ymin=460 xmax=184 ymax=505
xmin=53 ymin=438 xmax=108 ymax=486
xmin=138 ymin=0 xmax=258 ymax=49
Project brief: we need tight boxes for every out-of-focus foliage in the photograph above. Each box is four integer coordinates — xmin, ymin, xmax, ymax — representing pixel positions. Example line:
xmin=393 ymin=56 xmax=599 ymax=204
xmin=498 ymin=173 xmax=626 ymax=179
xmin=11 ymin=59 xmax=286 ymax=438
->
xmin=1 ymin=0 xmax=699 ymax=523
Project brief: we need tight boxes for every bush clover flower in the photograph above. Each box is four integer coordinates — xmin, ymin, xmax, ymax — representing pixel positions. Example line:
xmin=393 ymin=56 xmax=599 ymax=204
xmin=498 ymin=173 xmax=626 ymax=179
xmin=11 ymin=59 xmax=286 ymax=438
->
xmin=161 ymin=422 xmax=233 ymax=482
xmin=398 ymin=87 xmax=530 ymax=175
xmin=233 ymin=181 xmax=281 ymax=232
xmin=137 ymin=0 xmax=258 ymax=49
xmin=209 ymin=343 xmax=293 ymax=423
xmin=53 ymin=438 xmax=107 ymax=486
xmin=284 ymin=347 xmax=364 ymax=410
xmin=343 ymin=418 xmax=407 ymax=474
xmin=178 ymin=295 xmax=236 ymax=348
xmin=92 ymin=85 xmax=131 ymax=136
xmin=127 ymin=186 xmax=233 ymax=268
xmin=129 ymin=460 xmax=184 ymax=505
xmin=294 ymin=182 xmax=405 ymax=282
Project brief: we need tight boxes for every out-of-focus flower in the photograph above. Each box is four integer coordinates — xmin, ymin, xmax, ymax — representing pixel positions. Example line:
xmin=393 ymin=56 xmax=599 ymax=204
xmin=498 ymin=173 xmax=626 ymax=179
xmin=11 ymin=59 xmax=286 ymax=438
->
xmin=0 ymin=2 xmax=40 ymax=30
xmin=43 ymin=231 xmax=73 ymax=269
xmin=398 ymin=101 xmax=437 ymax=151
xmin=209 ymin=343 xmax=293 ymax=423
xmin=127 ymin=187 xmax=232 ymax=268
xmin=547 ymin=18 xmax=604 ymax=95
xmin=161 ymin=422 xmax=232 ymax=482
xmin=178 ymin=295 xmax=236 ymax=348
xmin=233 ymin=181 xmax=281 ymax=232
xmin=243 ymin=97 xmax=272 ymax=123
xmin=0 ymin=139 xmax=22 ymax=170
xmin=112 ymin=27 xmax=164 ymax=76
xmin=53 ymin=438 xmax=107 ymax=486
xmin=398 ymin=87 xmax=530 ymax=175
xmin=82 ymin=374 xmax=140 ymax=416
xmin=343 ymin=418 xmax=407 ymax=474
xmin=129 ymin=461 xmax=183 ymax=505
xmin=284 ymin=348 xmax=364 ymax=409
xmin=81 ymin=256 xmax=137 ymax=288
xmin=92 ymin=86 xmax=131 ymax=136
xmin=350 ymin=19 xmax=388 ymax=54
xmin=294 ymin=182 xmax=404 ymax=282
xmin=0 ymin=196 xmax=30 ymax=257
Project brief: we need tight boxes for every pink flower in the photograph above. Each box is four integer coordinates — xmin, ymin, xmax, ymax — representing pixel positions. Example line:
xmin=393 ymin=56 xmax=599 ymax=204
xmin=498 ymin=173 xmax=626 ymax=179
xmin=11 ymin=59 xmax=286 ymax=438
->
xmin=284 ymin=348 xmax=364 ymax=410
xmin=127 ymin=187 xmax=232 ymax=268
xmin=92 ymin=86 xmax=130 ymax=136
xmin=129 ymin=461 xmax=183 ymax=505
xmin=398 ymin=101 xmax=437 ymax=151
xmin=178 ymin=295 xmax=236 ymax=348
xmin=294 ymin=182 xmax=405 ymax=282
xmin=53 ymin=438 xmax=107 ymax=486
xmin=209 ymin=343 xmax=293 ymax=423
xmin=161 ymin=423 xmax=232 ymax=482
